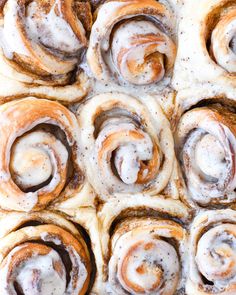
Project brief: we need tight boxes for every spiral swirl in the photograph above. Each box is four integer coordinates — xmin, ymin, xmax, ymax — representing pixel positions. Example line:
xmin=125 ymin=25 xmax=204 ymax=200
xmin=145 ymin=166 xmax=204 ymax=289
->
xmin=196 ymin=224 xmax=236 ymax=287
xmin=107 ymin=217 xmax=185 ymax=295
xmin=0 ymin=0 xmax=92 ymax=102
xmin=0 ymin=211 xmax=91 ymax=295
xmin=77 ymin=92 xmax=174 ymax=199
xmin=0 ymin=0 xmax=92 ymax=85
xmin=208 ymin=2 xmax=236 ymax=74
xmin=187 ymin=210 xmax=236 ymax=294
xmin=87 ymin=0 xmax=176 ymax=85
xmin=175 ymin=104 xmax=236 ymax=206
xmin=0 ymin=97 xmax=85 ymax=211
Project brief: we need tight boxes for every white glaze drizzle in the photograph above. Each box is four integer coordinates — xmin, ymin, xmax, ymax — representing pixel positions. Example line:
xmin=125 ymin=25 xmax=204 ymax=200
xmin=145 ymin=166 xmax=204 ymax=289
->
xmin=25 ymin=1 xmax=83 ymax=54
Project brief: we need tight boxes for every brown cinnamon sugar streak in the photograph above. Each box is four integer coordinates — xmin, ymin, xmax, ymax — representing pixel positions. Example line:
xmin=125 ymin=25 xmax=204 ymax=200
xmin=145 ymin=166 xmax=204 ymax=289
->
xmin=0 ymin=0 xmax=93 ymax=103
xmin=0 ymin=211 xmax=92 ymax=294
xmin=87 ymin=0 xmax=176 ymax=86
xmin=176 ymin=104 xmax=236 ymax=207
xmin=0 ymin=97 xmax=90 ymax=211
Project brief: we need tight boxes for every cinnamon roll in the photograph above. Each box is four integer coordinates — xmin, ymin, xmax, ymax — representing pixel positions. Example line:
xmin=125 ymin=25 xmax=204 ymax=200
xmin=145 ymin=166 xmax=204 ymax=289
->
xmin=0 ymin=0 xmax=92 ymax=103
xmin=77 ymin=92 xmax=176 ymax=200
xmin=0 ymin=210 xmax=92 ymax=295
xmin=87 ymin=0 xmax=176 ymax=87
xmin=175 ymin=104 xmax=236 ymax=207
xmin=96 ymin=196 xmax=188 ymax=295
xmin=187 ymin=209 xmax=236 ymax=295
xmin=173 ymin=0 xmax=236 ymax=102
xmin=0 ymin=97 xmax=91 ymax=212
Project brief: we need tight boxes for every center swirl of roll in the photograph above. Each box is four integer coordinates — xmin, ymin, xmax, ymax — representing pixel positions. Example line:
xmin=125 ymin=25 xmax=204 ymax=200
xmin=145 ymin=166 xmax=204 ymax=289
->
xmin=196 ymin=224 xmax=236 ymax=287
xmin=119 ymin=240 xmax=173 ymax=293
xmin=194 ymin=133 xmax=226 ymax=180
xmin=111 ymin=19 xmax=175 ymax=85
xmin=96 ymin=117 xmax=160 ymax=186
xmin=183 ymin=121 xmax=235 ymax=192
xmin=8 ymin=243 xmax=66 ymax=295
xmin=10 ymin=131 xmax=68 ymax=191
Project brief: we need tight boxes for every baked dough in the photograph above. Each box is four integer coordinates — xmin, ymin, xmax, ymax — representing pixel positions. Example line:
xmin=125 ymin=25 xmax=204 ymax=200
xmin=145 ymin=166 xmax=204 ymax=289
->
xmin=173 ymin=0 xmax=236 ymax=109
xmin=77 ymin=92 xmax=181 ymax=200
xmin=187 ymin=209 xmax=236 ymax=295
xmin=0 ymin=210 xmax=92 ymax=295
xmin=0 ymin=97 xmax=93 ymax=211
xmin=97 ymin=196 xmax=189 ymax=294
xmin=0 ymin=0 xmax=92 ymax=103
xmin=175 ymin=104 xmax=236 ymax=207
xmin=87 ymin=0 xmax=177 ymax=88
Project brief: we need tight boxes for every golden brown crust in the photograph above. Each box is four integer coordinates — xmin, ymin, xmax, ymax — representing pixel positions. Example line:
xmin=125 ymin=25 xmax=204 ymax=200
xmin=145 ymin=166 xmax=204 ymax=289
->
xmin=0 ymin=0 xmax=92 ymax=102
xmin=87 ymin=0 xmax=176 ymax=86
xmin=77 ymin=92 xmax=177 ymax=200
xmin=107 ymin=217 xmax=186 ymax=294
xmin=0 ymin=97 xmax=88 ymax=211
xmin=0 ymin=210 xmax=92 ymax=295
xmin=187 ymin=210 xmax=236 ymax=295
xmin=176 ymin=104 xmax=236 ymax=207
